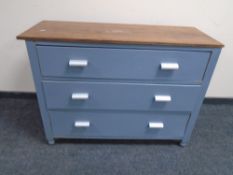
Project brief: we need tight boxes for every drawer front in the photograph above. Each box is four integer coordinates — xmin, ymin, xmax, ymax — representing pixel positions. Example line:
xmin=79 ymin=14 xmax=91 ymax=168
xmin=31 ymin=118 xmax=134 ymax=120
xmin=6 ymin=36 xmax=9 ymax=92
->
xmin=50 ymin=111 xmax=189 ymax=139
xmin=43 ymin=81 xmax=201 ymax=111
xmin=37 ymin=46 xmax=210 ymax=83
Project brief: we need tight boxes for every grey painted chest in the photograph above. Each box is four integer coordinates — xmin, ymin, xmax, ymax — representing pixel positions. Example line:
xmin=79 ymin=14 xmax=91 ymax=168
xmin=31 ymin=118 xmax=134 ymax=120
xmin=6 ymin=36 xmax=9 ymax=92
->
xmin=17 ymin=21 xmax=223 ymax=146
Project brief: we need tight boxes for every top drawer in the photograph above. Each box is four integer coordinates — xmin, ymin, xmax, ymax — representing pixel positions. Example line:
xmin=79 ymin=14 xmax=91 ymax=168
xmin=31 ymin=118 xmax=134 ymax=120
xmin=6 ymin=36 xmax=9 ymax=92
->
xmin=36 ymin=45 xmax=210 ymax=83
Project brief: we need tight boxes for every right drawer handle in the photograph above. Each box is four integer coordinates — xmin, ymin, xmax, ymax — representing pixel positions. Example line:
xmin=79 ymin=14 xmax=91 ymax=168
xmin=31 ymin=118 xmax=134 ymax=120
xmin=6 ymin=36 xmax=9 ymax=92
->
xmin=149 ymin=122 xmax=164 ymax=129
xmin=72 ymin=93 xmax=89 ymax=100
xmin=69 ymin=59 xmax=88 ymax=67
xmin=74 ymin=121 xmax=90 ymax=128
xmin=154 ymin=95 xmax=171 ymax=102
xmin=161 ymin=63 xmax=179 ymax=70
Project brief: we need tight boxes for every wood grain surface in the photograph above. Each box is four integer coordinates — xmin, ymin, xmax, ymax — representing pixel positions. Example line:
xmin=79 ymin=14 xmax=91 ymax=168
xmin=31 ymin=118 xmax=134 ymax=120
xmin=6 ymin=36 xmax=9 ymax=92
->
xmin=17 ymin=20 xmax=223 ymax=47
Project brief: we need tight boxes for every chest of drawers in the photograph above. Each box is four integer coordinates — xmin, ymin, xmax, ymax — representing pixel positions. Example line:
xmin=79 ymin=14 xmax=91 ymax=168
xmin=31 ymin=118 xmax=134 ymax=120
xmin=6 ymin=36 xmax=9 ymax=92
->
xmin=17 ymin=21 xmax=223 ymax=146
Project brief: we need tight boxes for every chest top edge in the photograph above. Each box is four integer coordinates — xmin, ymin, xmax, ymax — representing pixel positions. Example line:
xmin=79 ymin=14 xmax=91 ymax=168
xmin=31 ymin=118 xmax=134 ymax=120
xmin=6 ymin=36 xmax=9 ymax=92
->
xmin=17 ymin=20 xmax=224 ymax=48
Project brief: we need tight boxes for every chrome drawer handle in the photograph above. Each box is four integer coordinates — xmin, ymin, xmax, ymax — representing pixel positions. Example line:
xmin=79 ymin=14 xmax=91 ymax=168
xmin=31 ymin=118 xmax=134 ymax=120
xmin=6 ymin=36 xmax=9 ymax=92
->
xmin=74 ymin=121 xmax=90 ymax=128
xmin=161 ymin=63 xmax=179 ymax=70
xmin=69 ymin=59 xmax=88 ymax=67
xmin=72 ymin=93 xmax=89 ymax=100
xmin=149 ymin=122 xmax=164 ymax=129
xmin=154 ymin=95 xmax=171 ymax=102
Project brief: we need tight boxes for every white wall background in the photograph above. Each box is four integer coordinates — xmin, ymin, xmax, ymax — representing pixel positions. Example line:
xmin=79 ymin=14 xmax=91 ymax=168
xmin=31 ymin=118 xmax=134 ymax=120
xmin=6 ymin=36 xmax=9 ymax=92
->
xmin=0 ymin=0 xmax=232 ymax=97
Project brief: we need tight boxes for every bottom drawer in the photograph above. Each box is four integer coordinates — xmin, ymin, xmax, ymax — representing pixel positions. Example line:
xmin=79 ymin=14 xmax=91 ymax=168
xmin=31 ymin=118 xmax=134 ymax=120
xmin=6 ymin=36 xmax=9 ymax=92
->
xmin=49 ymin=111 xmax=190 ymax=140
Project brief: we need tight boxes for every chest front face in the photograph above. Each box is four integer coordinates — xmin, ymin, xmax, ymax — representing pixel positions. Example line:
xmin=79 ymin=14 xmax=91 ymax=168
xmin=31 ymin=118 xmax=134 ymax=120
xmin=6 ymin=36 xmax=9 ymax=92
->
xmin=17 ymin=21 xmax=223 ymax=146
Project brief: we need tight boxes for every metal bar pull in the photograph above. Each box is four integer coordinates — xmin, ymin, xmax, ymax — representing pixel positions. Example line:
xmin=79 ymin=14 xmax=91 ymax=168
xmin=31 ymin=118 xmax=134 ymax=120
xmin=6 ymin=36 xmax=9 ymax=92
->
xmin=72 ymin=93 xmax=89 ymax=100
xmin=149 ymin=122 xmax=164 ymax=129
xmin=161 ymin=63 xmax=179 ymax=70
xmin=154 ymin=95 xmax=171 ymax=102
xmin=69 ymin=59 xmax=88 ymax=67
xmin=74 ymin=121 xmax=90 ymax=128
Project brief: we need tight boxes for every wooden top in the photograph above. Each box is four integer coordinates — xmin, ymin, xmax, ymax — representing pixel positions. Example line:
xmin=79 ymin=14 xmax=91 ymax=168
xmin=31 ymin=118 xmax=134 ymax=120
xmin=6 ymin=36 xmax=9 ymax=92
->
xmin=17 ymin=20 xmax=223 ymax=48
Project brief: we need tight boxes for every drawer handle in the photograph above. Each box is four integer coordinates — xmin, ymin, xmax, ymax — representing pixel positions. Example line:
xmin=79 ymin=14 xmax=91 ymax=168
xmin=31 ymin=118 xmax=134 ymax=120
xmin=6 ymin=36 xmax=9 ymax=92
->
xmin=154 ymin=95 xmax=171 ymax=102
xmin=74 ymin=121 xmax=90 ymax=128
xmin=149 ymin=122 xmax=164 ymax=129
xmin=72 ymin=93 xmax=89 ymax=100
xmin=69 ymin=59 xmax=88 ymax=67
xmin=161 ymin=63 xmax=179 ymax=70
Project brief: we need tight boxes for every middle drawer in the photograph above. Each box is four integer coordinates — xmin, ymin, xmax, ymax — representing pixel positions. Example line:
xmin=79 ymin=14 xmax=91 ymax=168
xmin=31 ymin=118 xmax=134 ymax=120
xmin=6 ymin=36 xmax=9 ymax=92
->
xmin=43 ymin=81 xmax=201 ymax=111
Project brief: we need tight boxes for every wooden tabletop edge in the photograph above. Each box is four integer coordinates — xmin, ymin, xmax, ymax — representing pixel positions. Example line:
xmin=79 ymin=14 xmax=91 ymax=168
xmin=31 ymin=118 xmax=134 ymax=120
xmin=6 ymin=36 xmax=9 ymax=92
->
xmin=16 ymin=20 xmax=224 ymax=48
xmin=15 ymin=37 xmax=223 ymax=48
xmin=192 ymin=27 xmax=224 ymax=47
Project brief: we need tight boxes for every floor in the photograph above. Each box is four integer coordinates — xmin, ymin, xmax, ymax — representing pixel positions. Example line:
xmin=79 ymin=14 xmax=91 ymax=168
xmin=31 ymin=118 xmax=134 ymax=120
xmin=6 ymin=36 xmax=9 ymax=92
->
xmin=0 ymin=97 xmax=232 ymax=175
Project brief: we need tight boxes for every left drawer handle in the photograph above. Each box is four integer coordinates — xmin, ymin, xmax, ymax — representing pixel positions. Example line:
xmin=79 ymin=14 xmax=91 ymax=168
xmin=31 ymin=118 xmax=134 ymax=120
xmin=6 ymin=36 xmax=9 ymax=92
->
xmin=74 ymin=121 xmax=90 ymax=128
xmin=69 ymin=59 xmax=88 ymax=67
xmin=154 ymin=95 xmax=171 ymax=102
xmin=149 ymin=122 xmax=164 ymax=129
xmin=72 ymin=93 xmax=89 ymax=100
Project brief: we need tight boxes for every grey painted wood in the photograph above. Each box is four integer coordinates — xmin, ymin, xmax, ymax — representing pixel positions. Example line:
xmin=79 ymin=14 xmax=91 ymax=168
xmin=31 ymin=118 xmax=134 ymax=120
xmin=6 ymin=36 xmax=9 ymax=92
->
xmin=37 ymin=45 xmax=210 ymax=83
xmin=25 ymin=41 xmax=54 ymax=143
xmin=180 ymin=48 xmax=222 ymax=146
xmin=49 ymin=110 xmax=190 ymax=139
xmin=43 ymin=81 xmax=201 ymax=111
xmin=24 ymin=40 xmax=222 ymax=145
